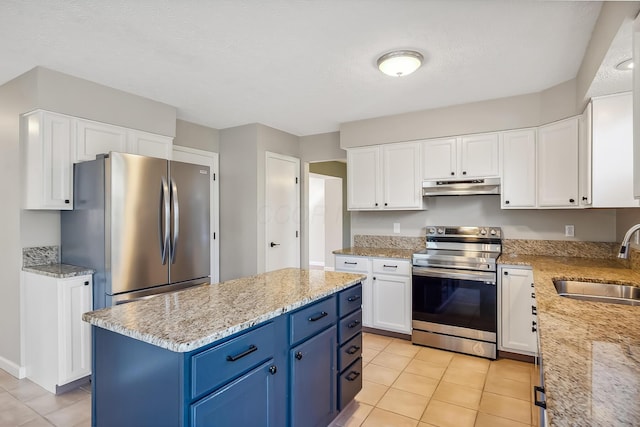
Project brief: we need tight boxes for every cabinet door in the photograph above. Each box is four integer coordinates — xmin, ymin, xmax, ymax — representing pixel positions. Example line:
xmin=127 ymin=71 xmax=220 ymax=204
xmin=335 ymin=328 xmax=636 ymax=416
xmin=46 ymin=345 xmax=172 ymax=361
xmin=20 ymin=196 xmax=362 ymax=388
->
xmin=22 ymin=111 xmax=74 ymax=210
xmin=499 ymin=268 xmax=537 ymax=355
xmin=501 ymin=129 xmax=536 ymax=208
xmin=127 ymin=130 xmax=173 ymax=159
xmin=371 ymin=274 xmax=411 ymax=334
xmin=347 ymin=147 xmax=381 ymax=210
xmin=537 ymin=118 xmax=579 ymax=207
xmin=460 ymin=133 xmax=500 ymax=178
xmin=57 ymin=276 xmax=92 ymax=384
xmin=579 ymin=103 xmax=592 ymax=206
xmin=75 ymin=119 xmax=127 ymax=162
xmin=382 ymin=142 xmax=422 ymax=209
xmin=191 ymin=359 xmax=280 ymax=427
xmin=290 ymin=326 xmax=337 ymax=427
xmin=422 ymin=138 xmax=457 ymax=179
xmin=361 ymin=275 xmax=374 ymax=328
xmin=591 ymin=93 xmax=639 ymax=207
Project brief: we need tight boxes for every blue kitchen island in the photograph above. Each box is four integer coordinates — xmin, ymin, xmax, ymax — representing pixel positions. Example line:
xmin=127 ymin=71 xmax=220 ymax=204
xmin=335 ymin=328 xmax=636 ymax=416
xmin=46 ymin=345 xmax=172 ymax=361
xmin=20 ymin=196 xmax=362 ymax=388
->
xmin=83 ymin=268 xmax=365 ymax=427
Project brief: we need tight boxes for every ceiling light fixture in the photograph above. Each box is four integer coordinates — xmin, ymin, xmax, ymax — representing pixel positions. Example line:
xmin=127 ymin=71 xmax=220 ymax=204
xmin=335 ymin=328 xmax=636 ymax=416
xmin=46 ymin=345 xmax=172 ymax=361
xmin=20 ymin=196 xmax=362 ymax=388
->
xmin=615 ymin=58 xmax=634 ymax=71
xmin=377 ymin=50 xmax=424 ymax=77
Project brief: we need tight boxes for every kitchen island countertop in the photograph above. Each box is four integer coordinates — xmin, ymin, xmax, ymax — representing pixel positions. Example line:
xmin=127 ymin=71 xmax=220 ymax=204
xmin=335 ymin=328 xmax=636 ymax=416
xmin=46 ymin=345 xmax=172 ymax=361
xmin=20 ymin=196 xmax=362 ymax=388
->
xmin=82 ymin=268 xmax=365 ymax=352
xmin=498 ymin=254 xmax=640 ymax=426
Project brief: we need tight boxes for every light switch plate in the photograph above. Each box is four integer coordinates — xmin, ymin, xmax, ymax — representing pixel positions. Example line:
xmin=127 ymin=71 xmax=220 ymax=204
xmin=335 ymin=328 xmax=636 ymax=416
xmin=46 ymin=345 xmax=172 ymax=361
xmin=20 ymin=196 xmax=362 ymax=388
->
xmin=565 ymin=225 xmax=574 ymax=237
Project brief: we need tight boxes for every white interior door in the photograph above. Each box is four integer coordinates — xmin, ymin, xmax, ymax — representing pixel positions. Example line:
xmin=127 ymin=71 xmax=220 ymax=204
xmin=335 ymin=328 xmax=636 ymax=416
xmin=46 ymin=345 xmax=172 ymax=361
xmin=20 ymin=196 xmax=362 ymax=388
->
xmin=171 ymin=146 xmax=220 ymax=284
xmin=266 ymin=152 xmax=300 ymax=272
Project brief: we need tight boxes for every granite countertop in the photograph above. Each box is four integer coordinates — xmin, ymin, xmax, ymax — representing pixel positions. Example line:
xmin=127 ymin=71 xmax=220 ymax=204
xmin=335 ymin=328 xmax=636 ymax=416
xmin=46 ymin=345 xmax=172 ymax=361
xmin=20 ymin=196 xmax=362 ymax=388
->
xmin=22 ymin=263 xmax=95 ymax=278
xmin=83 ymin=268 xmax=365 ymax=353
xmin=333 ymin=247 xmax=416 ymax=260
xmin=499 ymin=254 xmax=640 ymax=426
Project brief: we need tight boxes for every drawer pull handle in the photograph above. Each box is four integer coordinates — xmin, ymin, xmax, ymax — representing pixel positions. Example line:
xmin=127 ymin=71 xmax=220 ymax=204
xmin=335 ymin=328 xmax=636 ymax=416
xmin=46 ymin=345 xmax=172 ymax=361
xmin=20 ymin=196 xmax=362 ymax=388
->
xmin=346 ymin=371 xmax=360 ymax=381
xmin=226 ymin=344 xmax=258 ymax=362
xmin=295 ymin=351 xmax=303 ymax=360
xmin=531 ymin=326 xmax=537 ymax=332
xmin=269 ymin=365 xmax=277 ymax=375
xmin=534 ymin=385 xmax=546 ymax=409
xmin=531 ymin=292 xmax=535 ymax=299
xmin=532 ymin=305 xmax=537 ymax=315
xmin=383 ymin=264 xmax=398 ymax=268
xmin=309 ymin=311 xmax=328 ymax=322
xmin=344 ymin=261 xmax=357 ymax=265
xmin=348 ymin=320 xmax=361 ymax=329
xmin=346 ymin=345 xmax=361 ymax=355
xmin=347 ymin=295 xmax=361 ymax=302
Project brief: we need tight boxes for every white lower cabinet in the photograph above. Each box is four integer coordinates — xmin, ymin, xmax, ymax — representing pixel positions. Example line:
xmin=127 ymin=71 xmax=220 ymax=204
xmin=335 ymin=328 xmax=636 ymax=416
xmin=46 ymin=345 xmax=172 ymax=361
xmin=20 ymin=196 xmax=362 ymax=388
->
xmin=371 ymin=259 xmax=411 ymax=335
xmin=498 ymin=266 xmax=537 ymax=356
xmin=335 ymin=255 xmax=411 ymax=334
xmin=23 ymin=272 xmax=93 ymax=393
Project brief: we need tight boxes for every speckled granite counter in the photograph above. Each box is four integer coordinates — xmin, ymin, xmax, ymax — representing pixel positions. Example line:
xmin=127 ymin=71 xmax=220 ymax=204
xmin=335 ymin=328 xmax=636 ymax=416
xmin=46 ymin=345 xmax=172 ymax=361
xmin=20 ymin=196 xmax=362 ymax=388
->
xmin=23 ymin=263 xmax=95 ymax=278
xmin=333 ymin=247 xmax=415 ymax=259
xmin=499 ymin=254 xmax=640 ymax=426
xmin=83 ymin=268 xmax=365 ymax=353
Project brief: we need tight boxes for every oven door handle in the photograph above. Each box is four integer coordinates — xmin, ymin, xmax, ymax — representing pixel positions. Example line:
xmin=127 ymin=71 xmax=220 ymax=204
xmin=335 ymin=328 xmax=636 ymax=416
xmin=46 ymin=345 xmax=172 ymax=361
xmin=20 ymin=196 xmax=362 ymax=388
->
xmin=412 ymin=267 xmax=496 ymax=284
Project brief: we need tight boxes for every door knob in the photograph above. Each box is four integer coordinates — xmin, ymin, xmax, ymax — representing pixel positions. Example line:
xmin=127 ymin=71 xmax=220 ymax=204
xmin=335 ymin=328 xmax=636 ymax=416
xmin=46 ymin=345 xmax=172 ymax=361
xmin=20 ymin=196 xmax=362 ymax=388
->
xmin=270 ymin=242 xmax=280 ymax=247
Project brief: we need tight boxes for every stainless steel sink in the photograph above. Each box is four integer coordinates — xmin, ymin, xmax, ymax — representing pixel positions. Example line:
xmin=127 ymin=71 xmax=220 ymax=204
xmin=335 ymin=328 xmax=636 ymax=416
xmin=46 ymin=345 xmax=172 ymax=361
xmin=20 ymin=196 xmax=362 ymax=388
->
xmin=553 ymin=280 xmax=640 ymax=306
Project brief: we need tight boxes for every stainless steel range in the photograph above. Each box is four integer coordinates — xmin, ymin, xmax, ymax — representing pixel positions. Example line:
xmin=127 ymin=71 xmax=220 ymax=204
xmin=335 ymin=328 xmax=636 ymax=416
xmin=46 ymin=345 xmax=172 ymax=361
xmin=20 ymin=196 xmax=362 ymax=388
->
xmin=412 ymin=226 xmax=502 ymax=359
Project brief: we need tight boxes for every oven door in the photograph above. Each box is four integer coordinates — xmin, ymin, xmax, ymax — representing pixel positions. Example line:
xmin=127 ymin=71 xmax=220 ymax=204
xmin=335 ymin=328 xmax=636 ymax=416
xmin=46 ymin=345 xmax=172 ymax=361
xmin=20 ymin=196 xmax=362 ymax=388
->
xmin=412 ymin=266 xmax=497 ymax=340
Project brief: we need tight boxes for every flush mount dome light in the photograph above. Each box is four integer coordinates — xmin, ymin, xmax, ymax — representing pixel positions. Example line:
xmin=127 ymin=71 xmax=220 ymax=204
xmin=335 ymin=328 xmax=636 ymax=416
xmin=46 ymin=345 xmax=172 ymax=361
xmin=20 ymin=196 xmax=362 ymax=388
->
xmin=615 ymin=58 xmax=634 ymax=71
xmin=377 ymin=50 xmax=424 ymax=77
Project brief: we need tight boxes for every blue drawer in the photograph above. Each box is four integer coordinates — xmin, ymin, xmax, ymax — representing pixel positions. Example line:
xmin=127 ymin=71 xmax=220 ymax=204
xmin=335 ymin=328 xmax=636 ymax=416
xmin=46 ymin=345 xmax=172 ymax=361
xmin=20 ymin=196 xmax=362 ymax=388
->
xmin=338 ymin=308 xmax=362 ymax=344
xmin=339 ymin=358 xmax=362 ymax=411
xmin=338 ymin=284 xmax=362 ymax=317
xmin=289 ymin=296 xmax=337 ymax=345
xmin=191 ymin=322 xmax=275 ymax=399
xmin=339 ymin=332 xmax=362 ymax=373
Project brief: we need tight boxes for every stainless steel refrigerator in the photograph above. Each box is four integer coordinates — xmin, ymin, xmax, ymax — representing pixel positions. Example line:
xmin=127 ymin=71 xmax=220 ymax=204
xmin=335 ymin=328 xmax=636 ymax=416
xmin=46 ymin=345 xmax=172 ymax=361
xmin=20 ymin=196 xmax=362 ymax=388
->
xmin=61 ymin=152 xmax=210 ymax=309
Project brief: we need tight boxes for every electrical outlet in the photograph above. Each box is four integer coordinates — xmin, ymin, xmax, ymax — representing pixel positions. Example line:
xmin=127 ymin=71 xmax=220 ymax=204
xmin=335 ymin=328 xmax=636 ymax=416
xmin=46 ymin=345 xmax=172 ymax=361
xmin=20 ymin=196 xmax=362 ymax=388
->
xmin=565 ymin=225 xmax=574 ymax=237
xmin=393 ymin=223 xmax=400 ymax=234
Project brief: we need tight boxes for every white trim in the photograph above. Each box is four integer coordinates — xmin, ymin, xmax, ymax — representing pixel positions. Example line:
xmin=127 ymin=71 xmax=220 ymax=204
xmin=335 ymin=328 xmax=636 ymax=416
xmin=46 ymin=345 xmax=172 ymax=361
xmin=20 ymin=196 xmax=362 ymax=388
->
xmin=0 ymin=355 xmax=26 ymax=379
xmin=309 ymin=261 xmax=325 ymax=267
xmin=171 ymin=145 xmax=220 ymax=284
xmin=324 ymin=267 xmax=335 ymax=272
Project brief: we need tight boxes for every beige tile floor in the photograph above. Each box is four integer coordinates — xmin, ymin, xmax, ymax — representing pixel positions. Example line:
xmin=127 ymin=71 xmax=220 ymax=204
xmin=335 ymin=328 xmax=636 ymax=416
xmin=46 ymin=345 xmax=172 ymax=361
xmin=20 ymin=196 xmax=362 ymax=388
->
xmin=0 ymin=332 xmax=539 ymax=427
xmin=331 ymin=332 xmax=541 ymax=427
xmin=0 ymin=369 xmax=90 ymax=427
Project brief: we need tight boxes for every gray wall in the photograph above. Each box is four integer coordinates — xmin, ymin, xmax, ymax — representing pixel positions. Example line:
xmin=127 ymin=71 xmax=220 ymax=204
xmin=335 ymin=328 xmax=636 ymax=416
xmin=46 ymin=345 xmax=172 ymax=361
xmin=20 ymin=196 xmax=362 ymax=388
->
xmin=352 ymin=196 xmax=618 ymax=242
xmin=175 ymin=119 xmax=219 ymax=152
xmin=219 ymin=123 xmax=300 ymax=280
xmin=309 ymin=162 xmax=350 ymax=249
xmin=300 ymin=132 xmax=345 ymax=162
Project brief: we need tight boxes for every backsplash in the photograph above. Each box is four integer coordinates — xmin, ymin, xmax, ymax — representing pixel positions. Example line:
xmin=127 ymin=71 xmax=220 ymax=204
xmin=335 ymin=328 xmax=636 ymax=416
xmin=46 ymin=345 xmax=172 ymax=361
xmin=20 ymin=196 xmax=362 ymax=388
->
xmin=353 ymin=235 xmax=424 ymax=250
xmin=502 ymin=240 xmax=619 ymax=259
xmin=22 ymin=246 xmax=59 ymax=267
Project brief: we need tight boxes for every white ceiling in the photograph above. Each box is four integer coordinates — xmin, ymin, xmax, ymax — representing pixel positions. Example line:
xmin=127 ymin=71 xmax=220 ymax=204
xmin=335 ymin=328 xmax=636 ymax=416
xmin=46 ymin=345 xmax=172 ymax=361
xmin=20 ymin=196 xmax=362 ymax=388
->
xmin=0 ymin=0 xmax=605 ymax=136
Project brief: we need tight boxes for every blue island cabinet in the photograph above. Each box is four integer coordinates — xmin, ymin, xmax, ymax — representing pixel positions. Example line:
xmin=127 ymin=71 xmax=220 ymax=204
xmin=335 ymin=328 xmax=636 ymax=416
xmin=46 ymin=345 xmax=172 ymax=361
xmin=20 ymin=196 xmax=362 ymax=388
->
xmin=91 ymin=282 xmax=362 ymax=427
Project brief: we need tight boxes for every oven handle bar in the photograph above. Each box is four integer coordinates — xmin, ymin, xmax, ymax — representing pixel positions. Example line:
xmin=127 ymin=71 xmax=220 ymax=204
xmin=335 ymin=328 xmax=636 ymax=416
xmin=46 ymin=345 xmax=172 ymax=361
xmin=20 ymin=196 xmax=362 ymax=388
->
xmin=412 ymin=266 xmax=496 ymax=284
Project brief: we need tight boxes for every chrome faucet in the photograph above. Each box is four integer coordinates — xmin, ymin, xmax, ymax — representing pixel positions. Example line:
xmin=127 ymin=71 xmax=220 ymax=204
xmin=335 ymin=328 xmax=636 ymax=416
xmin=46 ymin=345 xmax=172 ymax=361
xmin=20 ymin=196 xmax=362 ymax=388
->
xmin=618 ymin=224 xmax=640 ymax=259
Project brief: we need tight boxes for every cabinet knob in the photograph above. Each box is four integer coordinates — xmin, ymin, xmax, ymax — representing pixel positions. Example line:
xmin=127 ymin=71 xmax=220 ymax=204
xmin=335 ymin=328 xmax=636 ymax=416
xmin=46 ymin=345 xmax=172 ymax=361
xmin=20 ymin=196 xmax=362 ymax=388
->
xmin=582 ymin=196 xmax=588 ymax=201
xmin=462 ymin=171 xmax=467 ymax=175
xmin=295 ymin=351 xmax=303 ymax=360
xmin=450 ymin=172 xmax=455 ymax=176
xmin=64 ymin=199 xmax=70 ymax=204
xmin=569 ymin=198 xmax=575 ymax=203
xmin=375 ymin=203 xmax=378 ymax=207
xmin=384 ymin=203 xmax=388 ymax=206
xmin=373 ymin=277 xmax=376 ymax=280
xmin=269 ymin=365 xmax=277 ymax=375
xmin=503 ymin=271 xmax=508 ymax=276
xmin=505 ymin=200 xmax=510 ymax=205
xmin=84 ymin=281 xmax=89 ymax=286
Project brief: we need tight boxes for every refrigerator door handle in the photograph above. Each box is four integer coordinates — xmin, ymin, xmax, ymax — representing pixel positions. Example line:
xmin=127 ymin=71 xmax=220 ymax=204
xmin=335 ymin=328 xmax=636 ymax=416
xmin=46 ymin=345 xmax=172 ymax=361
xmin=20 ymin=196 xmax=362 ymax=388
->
xmin=160 ymin=177 xmax=170 ymax=265
xmin=170 ymin=178 xmax=179 ymax=264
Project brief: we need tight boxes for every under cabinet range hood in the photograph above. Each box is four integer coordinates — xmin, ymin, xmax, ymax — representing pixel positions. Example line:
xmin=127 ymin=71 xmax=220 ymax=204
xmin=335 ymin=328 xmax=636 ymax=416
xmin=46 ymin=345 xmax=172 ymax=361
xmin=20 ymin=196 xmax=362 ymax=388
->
xmin=422 ymin=177 xmax=500 ymax=196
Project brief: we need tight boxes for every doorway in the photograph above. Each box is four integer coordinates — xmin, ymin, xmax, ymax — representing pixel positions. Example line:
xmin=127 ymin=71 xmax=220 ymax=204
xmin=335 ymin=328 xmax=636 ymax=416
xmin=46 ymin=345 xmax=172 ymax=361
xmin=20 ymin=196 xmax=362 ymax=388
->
xmin=308 ymin=173 xmax=343 ymax=271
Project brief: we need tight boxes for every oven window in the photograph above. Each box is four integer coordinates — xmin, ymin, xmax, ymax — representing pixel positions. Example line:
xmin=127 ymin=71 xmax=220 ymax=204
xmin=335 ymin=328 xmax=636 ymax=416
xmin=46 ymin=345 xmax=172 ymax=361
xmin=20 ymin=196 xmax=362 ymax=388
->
xmin=412 ymin=274 xmax=496 ymax=333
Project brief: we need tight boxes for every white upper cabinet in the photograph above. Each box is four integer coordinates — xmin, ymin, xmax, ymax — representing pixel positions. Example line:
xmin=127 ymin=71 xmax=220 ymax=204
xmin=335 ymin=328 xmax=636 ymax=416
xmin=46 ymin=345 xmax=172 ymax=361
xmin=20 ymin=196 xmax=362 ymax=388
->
xmin=75 ymin=119 xmax=127 ymax=162
xmin=382 ymin=142 xmax=422 ymax=209
xmin=347 ymin=146 xmax=381 ymax=210
xmin=127 ymin=129 xmax=173 ymax=160
xmin=591 ymin=92 xmax=639 ymax=207
xmin=460 ymin=133 xmax=500 ymax=178
xmin=347 ymin=142 xmax=424 ymax=211
xmin=501 ymin=129 xmax=536 ymax=208
xmin=421 ymin=138 xmax=457 ymax=179
xmin=22 ymin=110 xmax=74 ymax=210
xmin=422 ymin=133 xmax=499 ymax=180
xmin=537 ymin=117 xmax=580 ymax=208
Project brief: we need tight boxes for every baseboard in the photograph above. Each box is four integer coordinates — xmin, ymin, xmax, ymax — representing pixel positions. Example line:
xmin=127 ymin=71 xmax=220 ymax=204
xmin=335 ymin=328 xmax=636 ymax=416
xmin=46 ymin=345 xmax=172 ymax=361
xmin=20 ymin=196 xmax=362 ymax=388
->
xmin=0 ymin=355 xmax=26 ymax=379
xmin=324 ymin=266 xmax=335 ymax=271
